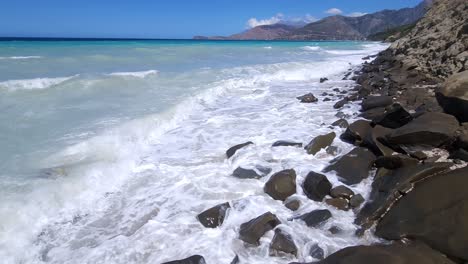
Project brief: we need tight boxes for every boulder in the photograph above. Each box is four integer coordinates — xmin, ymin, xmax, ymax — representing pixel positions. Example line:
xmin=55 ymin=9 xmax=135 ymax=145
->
xmin=386 ymin=112 xmax=459 ymax=147
xmin=302 ymin=171 xmax=332 ymax=201
xmin=325 ymin=198 xmax=349 ymax=211
xmin=264 ymin=169 xmax=296 ymax=201
xmin=325 ymin=146 xmax=339 ymax=156
xmin=374 ymin=155 xmax=418 ymax=170
xmin=449 ymin=148 xmax=468 ymax=162
xmin=320 ymin=77 xmax=329 ymax=83
xmin=340 ymin=120 xmax=372 ymax=145
xmin=162 ymin=255 xmax=206 ymax=264
xmin=331 ymin=119 xmax=349 ymax=128
xmin=436 ymin=71 xmax=468 ymax=122
xmin=323 ymin=97 xmax=331 ymax=102
xmin=323 ymin=148 xmax=376 ymax=185
xmin=269 ymin=229 xmax=298 ymax=256
xmin=297 ymin=93 xmax=318 ymax=103
xmin=226 ymin=142 xmax=253 ymax=158
xmin=305 ymin=132 xmax=336 ymax=155
xmin=197 ymin=202 xmax=230 ymax=228
xmin=230 ymin=255 xmax=239 ymax=264
xmin=362 ymin=96 xmax=393 ymax=111
xmin=376 ymin=166 xmax=468 ymax=261
xmin=362 ymin=125 xmax=395 ymax=156
xmin=309 ymin=244 xmax=325 ymax=260
xmin=284 ymin=199 xmax=300 ymax=211
xmin=272 ymin=140 xmax=302 ymax=147
xmin=310 ymin=243 xmax=456 ymax=264
xmin=298 ymin=209 xmax=332 ymax=227
xmin=232 ymin=166 xmax=271 ymax=179
xmin=372 ymin=104 xmax=413 ymax=129
xmin=239 ymin=212 xmax=281 ymax=245
xmin=349 ymin=194 xmax=365 ymax=208
xmin=330 ymin=185 xmax=354 ymax=199
xmin=360 ymin=107 xmax=387 ymax=120
xmin=356 ymin=162 xmax=452 ymax=229
xmin=333 ymin=98 xmax=348 ymax=109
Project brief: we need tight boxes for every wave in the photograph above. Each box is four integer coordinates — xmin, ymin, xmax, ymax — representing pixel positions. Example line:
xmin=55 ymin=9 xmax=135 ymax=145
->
xmin=263 ymin=46 xmax=273 ymax=49
xmin=300 ymin=46 xmax=321 ymax=51
xmin=0 ymin=56 xmax=42 ymax=60
xmin=0 ymin=75 xmax=77 ymax=91
xmin=108 ymin=70 xmax=158 ymax=78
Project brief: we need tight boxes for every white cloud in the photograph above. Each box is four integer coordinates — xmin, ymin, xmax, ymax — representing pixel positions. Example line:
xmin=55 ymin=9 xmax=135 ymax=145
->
xmin=347 ymin=12 xmax=367 ymax=17
xmin=325 ymin=8 xmax=343 ymax=15
xmin=246 ymin=14 xmax=284 ymax=28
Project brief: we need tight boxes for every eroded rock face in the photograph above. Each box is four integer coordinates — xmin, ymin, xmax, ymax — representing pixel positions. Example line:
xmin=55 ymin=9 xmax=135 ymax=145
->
xmin=226 ymin=142 xmax=253 ymax=158
xmin=310 ymin=243 xmax=456 ymax=264
xmin=305 ymin=132 xmax=336 ymax=155
xmin=302 ymin=171 xmax=332 ymax=201
xmin=436 ymin=71 xmax=468 ymax=122
xmin=269 ymin=229 xmax=298 ymax=256
xmin=197 ymin=202 xmax=230 ymax=228
xmin=324 ymin=147 xmax=376 ymax=185
xmin=239 ymin=212 xmax=281 ymax=245
xmin=264 ymin=169 xmax=297 ymax=201
xmin=386 ymin=112 xmax=459 ymax=148
xmin=376 ymin=166 xmax=468 ymax=261
xmin=162 ymin=255 xmax=206 ymax=264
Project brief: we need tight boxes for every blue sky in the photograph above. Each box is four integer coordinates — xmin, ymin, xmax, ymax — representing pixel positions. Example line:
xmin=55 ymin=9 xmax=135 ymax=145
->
xmin=0 ymin=0 xmax=422 ymax=38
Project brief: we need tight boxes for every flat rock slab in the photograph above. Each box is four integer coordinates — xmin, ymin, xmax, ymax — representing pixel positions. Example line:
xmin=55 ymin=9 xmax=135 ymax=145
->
xmin=376 ymin=166 xmax=468 ymax=262
xmin=300 ymin=243 xmax=456 ymax=264
xmin=226 ymin=142 xmax=253 ymax=158
xmin=323 ymin=147 xmax=376 ymax=185
xmin=264 ymin=169 xmax=296 ymax=201
xmin=197 ymin=202 xmax=230 ymax=228
xmin=162 ymin=255 xmax=206 ymax=264
xmin=239 ymin=212 xmax=281 ymax=245
xmin=386 ymin=112 xmax=459 ymax=147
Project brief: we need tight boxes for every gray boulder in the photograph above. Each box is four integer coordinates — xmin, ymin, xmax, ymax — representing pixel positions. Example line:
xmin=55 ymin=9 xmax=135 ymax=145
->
xmin=323 ymin=148 xmax=376 ymax=185
xmin=297 ymin=93 xmax=318 ymax=103
xmin=302 ymin=171 xmax=332 ymax=201
xmin=239 ymin=212 xmax=281 ymax=245
xmin=264 ymin=169 xmax=296 ymax=201
xmin=372 ymin=104 xmax=413 ymax=129
xmin=340 ymin=120 xmax=372 ymax=145
xmin=197 ymin=202 xmax=230 ymax=228
xmin=331 ymin=119 xmax=349 ymax=128
xmin=226 ymin=142 xmax=253 ymax=158
xmin=330 ymin=185 xmax=354 ymax=199
xmin=272 ymin=140 xmax=302 ymax=147
xmin=297 ymin=209 xmax=332 ymax=227
xmin=162 ymin=255 xmax=206 ymax=264
xmin=362 ymin=96 xmax=393 ymax=111
xmin=305 ymin=132 xmax=336 ymax=155
xmin=232 ymin=166 xmax=271 ymax=179
xmin=436 ymin=70 xmax=468 ymax=122
xmin=269 ymin=229 xmax=298 ymax=256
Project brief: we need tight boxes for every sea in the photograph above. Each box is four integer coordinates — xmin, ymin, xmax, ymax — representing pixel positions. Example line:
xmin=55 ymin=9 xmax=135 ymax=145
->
xmin=0 ymin=40 xmax=387 ymax=263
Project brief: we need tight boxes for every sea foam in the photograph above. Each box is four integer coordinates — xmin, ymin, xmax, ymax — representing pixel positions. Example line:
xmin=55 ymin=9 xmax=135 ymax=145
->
xmin=108 ymin=70 xmax=159 ymax=78
xmin=0 ymin=75 xmax=77 ymax=91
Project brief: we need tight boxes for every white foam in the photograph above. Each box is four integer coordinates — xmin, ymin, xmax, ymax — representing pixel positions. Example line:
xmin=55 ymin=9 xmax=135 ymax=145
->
xmin=264 ymin=46 xmax=273 ymax=49
xmin=0 ymin=56 xmax=43 ymax=60
xmin=300 ymin=46 xmax=321 ymax=51
xmin=108 ymin=70 xmax=159 ymax=78
xmin=0 ymin=75 xmax=77 ymax=91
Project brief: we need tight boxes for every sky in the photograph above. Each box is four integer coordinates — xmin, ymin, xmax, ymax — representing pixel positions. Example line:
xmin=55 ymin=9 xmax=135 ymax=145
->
xmin=0 ymin=0 xmax=423 ymax=39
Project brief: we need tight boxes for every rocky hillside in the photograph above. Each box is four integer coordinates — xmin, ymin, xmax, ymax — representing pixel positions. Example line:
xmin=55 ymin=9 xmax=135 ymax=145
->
xmin=195 ymin=0 xmax=432 ymax=41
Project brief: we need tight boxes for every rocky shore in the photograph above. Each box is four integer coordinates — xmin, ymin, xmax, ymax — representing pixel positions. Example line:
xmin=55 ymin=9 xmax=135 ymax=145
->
xmin=162 ymin=0 xmax=467 ymax=263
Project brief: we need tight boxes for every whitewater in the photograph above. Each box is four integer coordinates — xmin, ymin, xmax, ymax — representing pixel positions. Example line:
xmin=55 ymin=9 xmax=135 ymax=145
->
xmin=0 ymin=40 xmax=387 ymax=263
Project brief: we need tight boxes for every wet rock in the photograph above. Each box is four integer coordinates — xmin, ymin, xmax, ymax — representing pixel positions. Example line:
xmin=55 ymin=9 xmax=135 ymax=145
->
xmin=232 ymin=166 xmax=271 ymax=179
xmin=325 ymin=146 xmax=338 ymax=156
xmin=239 ymin=212 xmax=281 ymax=245
xmin=436 ymin=71 xmax=468 ymax=122
xmin=356 ymin=162 xmax=452 ymax=229
xmin=162 ymin=255 xmax=206 ymax=264
xmin=349 ymin=194 xmax=365 ymax=208
xmin=335 ymin=112 xmax=350 ymax=119
xmin=333 ymin=88 xmax=340 ymax=92
xmin=361 ymin=96 xmax=393 ymax=111
xmin=302 ymin=171 xmax=332 ymax=201
xmin=449 ymin=148 xmax=468 ymax=162
xmin=298 ymin=209 xmax=332 ymax=227
xmin=312 ymin=243 xmax=456 ymax=264
xmin=323 ymin=97 xmax=331 ymax=102
xmin=360 ymin=107 xmax=387 ymax=120
xmin=372 ymin=104 xmax=413 ymax=129
xmin=264 ymin=169 xmax=296 ymax=201
xmin=325 ymin=198 xmax=349 ymax=211
xmin=197 ymin=202 xmax=230 ymax=228
xmin=320 ymin=77 xmax=329 ymax=83
xmin=374 ymin=155 xmax=418 ymax=170
xmin=226 ymin=142 xmax=253 ymax=158
xmin=309 ymin=244 xmax=325 ymax=260
xmin=230 ymin=255 xmax=239 ymax=264
xmin=297 ymin=93 xmax=318 ymax=103
xmin=284 ymin=199 xmax=300 ymax=211
xmin=328 ymin=226 xmax=341 ymax=235
xmin=362 ymin=125 xmax=395 ymax=156
xmin=269 ymin=229 xmax=298 ymax=256
xmin=407 ymin=150 xmax=428 ymax=160
xmin=324 ymin=147 xmax=376 ymax=185
xmin=272 ymin=140 xmax=303 ymax=147
xmin=333 ymin=98 xmax=348 ymax=109
xmin=321 ymin=92 xmax=329 ymax=96
xmin=340 ymin=120 xmax=372 ymax=145
xmin=305 ymin=132 xmax=336 ymax=155
xmin=386 ymin=112 xmax=459 ymax=147
xmin=331 ymin=119 xmax=349 ymax=128
xmin=330 ymin=185 xmax=354 ymax=199
xmin=376 ymin=166 xmax=468 ymax=261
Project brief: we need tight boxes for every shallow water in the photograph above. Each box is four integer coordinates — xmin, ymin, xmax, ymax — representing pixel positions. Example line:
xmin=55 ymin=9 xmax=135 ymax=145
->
xmin=0 ymin=40 xmax=387 ymax=263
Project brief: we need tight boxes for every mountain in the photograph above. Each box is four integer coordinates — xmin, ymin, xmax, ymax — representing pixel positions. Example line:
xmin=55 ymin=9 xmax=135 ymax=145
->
xmin=194 ymin=0 xmax=432 ymax=41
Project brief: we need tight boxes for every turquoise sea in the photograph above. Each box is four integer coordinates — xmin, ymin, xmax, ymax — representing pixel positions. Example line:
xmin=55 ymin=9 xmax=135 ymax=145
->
xmin=0 ymin=40 xmax=386 ymax=263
